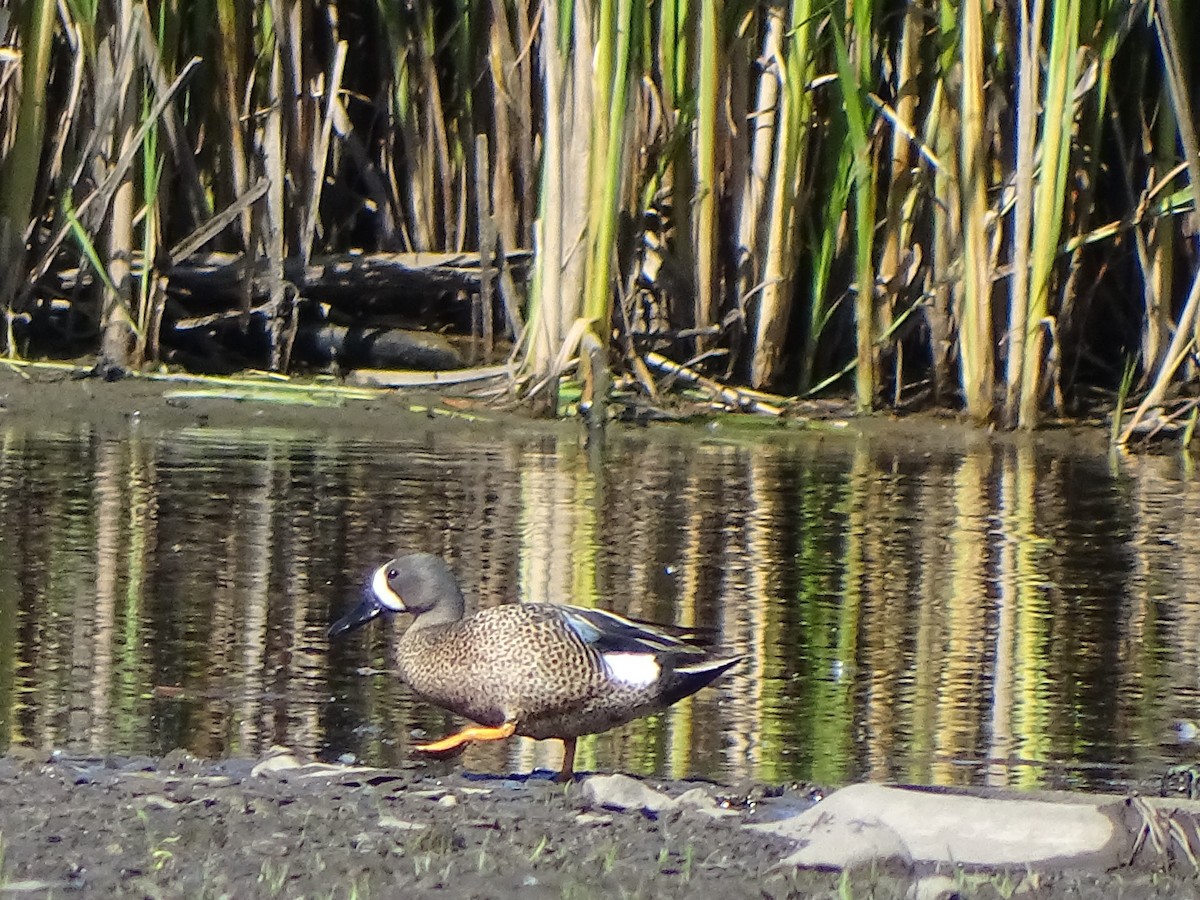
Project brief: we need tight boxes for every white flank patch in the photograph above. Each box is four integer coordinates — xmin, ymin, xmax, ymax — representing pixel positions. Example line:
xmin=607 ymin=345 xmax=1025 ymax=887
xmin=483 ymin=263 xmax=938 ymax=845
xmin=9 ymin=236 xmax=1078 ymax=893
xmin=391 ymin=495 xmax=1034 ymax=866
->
xmin=371 ymin=566 xmax=406 ymax=610
xmin=602 ymin=653 xmax=661 ymax=689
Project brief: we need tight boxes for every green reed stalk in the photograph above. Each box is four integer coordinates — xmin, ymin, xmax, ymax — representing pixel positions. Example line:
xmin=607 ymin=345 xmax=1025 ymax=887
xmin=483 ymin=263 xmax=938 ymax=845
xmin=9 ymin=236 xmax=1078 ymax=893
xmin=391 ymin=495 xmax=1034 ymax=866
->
xmin=802 ymin=130 xmax=854 ymax=396
xmin=63 ymin=198 xmax=116 ymax=294
xmin=582 ymin=0 xmax=637 ymax=334
xmin=0 ymin=0 xmax=57 ymax=339
xmin=583 ymin=0 xmax=617 ymax=325
xmin=136 ymin=27 xmax=165 ymax=360
xmin=832 ymin=3 xmax=877 ymax=412
xmin=957 ymin=0 xmax=994 ymax=423
xmin=1110 ymin=356 xmax=1135 ymax=446
xmin=1015 ymin=0 xmax=1080 ymax=428
xmin=692 ymin=0 xmax=718 ymax=348
xmin=658 ymin=0 xmax=688 ymax=109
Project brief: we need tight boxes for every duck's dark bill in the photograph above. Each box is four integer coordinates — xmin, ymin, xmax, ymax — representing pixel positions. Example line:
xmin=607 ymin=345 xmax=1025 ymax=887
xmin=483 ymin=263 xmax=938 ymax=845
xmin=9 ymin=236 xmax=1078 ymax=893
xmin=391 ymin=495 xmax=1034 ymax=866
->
xmin=328 ymin=595 xmax=385 ymax=638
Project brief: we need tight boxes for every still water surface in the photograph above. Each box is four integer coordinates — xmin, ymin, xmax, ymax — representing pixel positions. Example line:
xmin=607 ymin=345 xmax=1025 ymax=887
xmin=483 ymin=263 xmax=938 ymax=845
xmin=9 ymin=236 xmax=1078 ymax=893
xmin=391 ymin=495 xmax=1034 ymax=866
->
xmin=1 ymin=417 xmax=1196 ymax=790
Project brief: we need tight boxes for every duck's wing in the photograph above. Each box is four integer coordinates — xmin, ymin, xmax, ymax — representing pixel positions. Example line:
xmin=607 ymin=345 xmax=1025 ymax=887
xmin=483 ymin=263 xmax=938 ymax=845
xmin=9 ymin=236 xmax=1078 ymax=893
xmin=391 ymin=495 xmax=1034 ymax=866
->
xmin=618 ymin=615 xmax=720 ymax=646
xmin=557 ymin=606 xmax=707 ymax=657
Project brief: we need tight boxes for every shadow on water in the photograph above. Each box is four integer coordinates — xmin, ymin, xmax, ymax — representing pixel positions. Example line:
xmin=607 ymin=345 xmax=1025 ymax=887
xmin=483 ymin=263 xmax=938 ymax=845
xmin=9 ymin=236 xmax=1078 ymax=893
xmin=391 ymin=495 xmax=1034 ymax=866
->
xmin=0 ymin=418 xmax=1196 ymax=790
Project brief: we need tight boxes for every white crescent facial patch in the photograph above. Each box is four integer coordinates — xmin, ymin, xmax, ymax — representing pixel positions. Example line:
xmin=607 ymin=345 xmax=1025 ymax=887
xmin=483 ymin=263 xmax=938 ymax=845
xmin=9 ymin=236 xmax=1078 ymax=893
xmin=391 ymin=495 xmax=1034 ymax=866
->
xmin=371 ymin=566 xmax=406 ymax=610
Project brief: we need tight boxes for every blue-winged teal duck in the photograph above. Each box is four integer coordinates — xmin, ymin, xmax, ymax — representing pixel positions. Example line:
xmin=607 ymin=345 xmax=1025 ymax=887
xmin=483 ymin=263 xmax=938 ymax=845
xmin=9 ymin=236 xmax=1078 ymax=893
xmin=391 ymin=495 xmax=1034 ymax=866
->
xmin=329 ymin=553 xmax=742 ymax=781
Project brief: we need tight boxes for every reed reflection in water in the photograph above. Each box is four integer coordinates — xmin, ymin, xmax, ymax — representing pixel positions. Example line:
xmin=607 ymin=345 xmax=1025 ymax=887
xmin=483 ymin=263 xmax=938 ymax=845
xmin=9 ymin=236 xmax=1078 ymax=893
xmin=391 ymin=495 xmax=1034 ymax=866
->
xmin=0 ymin=420 xmax=1194 ymax=788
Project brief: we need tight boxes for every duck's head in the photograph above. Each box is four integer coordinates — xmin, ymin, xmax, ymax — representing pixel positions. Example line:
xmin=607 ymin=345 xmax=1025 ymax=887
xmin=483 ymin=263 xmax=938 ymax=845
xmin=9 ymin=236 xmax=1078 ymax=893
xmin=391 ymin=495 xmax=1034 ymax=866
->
xmin=328 ymin=553 xmax=466 ymax=638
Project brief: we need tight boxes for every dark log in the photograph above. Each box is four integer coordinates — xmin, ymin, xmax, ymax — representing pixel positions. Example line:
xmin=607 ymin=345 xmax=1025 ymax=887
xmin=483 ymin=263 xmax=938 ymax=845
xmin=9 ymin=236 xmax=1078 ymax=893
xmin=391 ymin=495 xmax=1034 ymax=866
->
xmin=293 ymin=323 xmax=464 ymax=370
xmin=166 ymin=250 xmax=532 ymax=306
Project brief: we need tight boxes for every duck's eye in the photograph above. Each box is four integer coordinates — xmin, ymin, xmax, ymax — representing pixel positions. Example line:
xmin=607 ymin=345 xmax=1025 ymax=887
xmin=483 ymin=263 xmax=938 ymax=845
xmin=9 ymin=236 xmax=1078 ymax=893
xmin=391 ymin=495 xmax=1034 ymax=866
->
xmin=388 ymin=568 xmax=399 ymax=581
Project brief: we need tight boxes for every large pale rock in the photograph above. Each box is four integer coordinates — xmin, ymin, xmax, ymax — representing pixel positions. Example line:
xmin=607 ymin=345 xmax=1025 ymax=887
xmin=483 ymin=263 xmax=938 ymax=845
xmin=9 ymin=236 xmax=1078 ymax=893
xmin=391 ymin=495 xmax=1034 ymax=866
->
xmin=580 ymin=774 xmax=677 ymax=814
xmin=750 ymin=784 xmax=1128 ymax=872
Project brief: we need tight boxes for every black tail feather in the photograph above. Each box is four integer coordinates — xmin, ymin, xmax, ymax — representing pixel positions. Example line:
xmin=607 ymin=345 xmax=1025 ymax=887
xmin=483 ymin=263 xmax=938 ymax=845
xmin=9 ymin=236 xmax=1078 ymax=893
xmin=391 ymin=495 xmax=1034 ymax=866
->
xmin=659 ymin=656 xmax=742 ymax=707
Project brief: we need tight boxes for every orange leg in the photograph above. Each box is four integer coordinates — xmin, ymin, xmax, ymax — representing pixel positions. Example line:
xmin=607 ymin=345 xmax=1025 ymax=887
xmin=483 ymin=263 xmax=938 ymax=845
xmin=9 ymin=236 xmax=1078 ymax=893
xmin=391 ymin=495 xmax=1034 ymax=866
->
xmin=414 ymin=721 xmax=517 ymax=757
xmin=557 ymin=737 xmax=577 ymax=783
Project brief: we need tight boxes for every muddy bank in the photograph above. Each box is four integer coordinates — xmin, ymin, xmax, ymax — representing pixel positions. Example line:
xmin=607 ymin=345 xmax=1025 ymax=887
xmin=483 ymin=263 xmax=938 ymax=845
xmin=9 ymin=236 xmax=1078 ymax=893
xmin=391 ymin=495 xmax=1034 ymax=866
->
xmin=0 ymin=362 xmax=526 ymax=442
xmin=4 ymin=751 xmax=1200 ymax=899
xmin=0 ymin=361 xmax=1113 ymax=459
xmin=0 ymin=751 xmax=800 ymax=899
